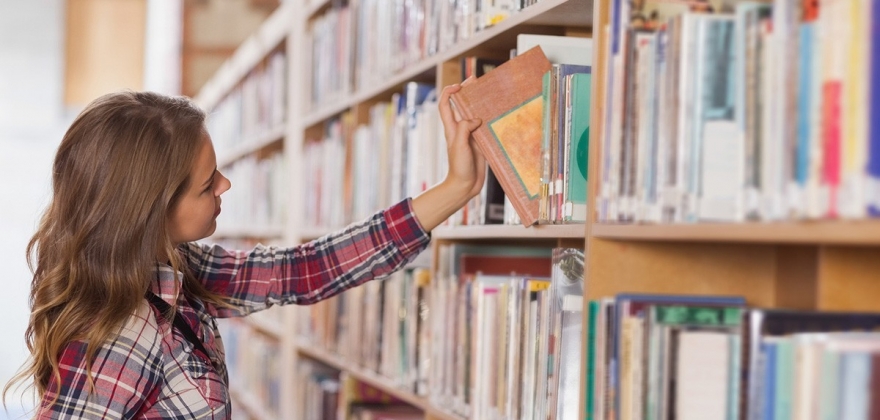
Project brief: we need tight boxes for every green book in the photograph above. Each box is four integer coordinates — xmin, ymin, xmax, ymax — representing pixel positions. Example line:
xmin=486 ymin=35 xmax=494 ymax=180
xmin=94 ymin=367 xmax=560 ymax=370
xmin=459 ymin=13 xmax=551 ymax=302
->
xmin=564 ymin=72 xmax=591 ymax=222
xmin=585 ymin=300 xmax=599 ymax=420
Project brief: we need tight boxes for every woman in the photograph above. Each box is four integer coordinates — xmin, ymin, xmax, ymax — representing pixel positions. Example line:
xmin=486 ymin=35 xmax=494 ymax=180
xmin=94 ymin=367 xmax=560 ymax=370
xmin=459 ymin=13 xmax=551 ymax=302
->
xmin=7 ymin=85 xmax=482 ymax=419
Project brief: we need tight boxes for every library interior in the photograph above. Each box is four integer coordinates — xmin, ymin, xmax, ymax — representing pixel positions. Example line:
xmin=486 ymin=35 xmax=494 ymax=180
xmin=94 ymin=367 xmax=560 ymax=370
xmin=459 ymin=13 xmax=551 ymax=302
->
xmin=1 ymin=0 xmax=879 ymax=419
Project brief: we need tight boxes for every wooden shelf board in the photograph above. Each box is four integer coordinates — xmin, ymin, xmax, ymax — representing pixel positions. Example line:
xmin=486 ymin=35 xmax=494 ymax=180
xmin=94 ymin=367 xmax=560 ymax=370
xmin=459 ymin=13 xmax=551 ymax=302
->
xmin=230 ymin=386 xmax=276 ymax=420
xmin=212 ymin=225 xmax=284 ymax=240
xmin=195 ymin=4 xmax=294 ymax=110
xmin=433 ymin=223 xmax=586 ymax=239
xmin=591 ymin=221 xmax=880 ymax=245
xmin=217 ymin=124 xmax=286 ymax=168
xmin=301 ymin=0 xmax=591 ymax=127
xmin=295 ymin=343 xmax=464 ymax=420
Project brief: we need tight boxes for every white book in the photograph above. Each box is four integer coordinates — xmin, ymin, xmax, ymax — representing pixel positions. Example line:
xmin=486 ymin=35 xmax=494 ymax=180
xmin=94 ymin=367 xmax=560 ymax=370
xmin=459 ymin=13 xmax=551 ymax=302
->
xmin=675 ymin=331 xmax=731 ymax=420
xmin=516 ymin=34 xmax=593 ymax=65
xmin=699 ymin=121 xmax=743 ymax=221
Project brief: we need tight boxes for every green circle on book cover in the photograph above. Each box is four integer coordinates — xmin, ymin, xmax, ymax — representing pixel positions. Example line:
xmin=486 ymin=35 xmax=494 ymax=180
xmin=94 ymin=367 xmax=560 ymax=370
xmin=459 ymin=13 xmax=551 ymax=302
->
xmin=577 ymin=126 xmax=589 ymax=180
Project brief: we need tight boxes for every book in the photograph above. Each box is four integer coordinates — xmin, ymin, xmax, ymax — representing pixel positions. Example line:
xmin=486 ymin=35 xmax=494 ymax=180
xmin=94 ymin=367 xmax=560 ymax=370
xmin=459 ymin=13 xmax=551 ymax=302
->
xmin=517 ymin=34 xmax=594 ymax=66
xmin=450 ymin=46 xmax=553 ymax=226
xmin=461 ymin=56 xmax=508 ymax=226
xmin=565 ymin=72 xmax=592 ymax=222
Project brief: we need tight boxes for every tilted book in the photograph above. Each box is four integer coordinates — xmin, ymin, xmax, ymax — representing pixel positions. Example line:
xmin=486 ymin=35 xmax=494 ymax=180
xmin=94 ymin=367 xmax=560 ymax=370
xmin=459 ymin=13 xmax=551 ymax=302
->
xmin=450 ymin=46 xmax=552 ymax=226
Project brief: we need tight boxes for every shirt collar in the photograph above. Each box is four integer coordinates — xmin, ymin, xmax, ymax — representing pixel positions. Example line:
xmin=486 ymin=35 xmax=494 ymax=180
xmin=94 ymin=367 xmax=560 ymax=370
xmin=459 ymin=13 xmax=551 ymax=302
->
xmin=153 ymin=263 xmax=184 ymax=306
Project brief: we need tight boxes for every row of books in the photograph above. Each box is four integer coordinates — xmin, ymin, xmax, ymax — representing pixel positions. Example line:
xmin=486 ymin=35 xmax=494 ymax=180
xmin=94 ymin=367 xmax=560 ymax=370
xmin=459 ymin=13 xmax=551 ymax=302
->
xmin=296 ymin=246 xmax=585 ymax=420
xmin=215 ymin=153 xmax=287 ymax=232
xmin=586 ymin=294 xmax=880 ymax=420
xmin=208 ymin=50 xmax=286 ymax=160
xmin=308 ymin=0 xmax=552 ymax=109
xmin=294 ymin=250 xmax=432 ymax=391
xmin=297 ymin=363 xmax=426 ymax=420
xmin=218 ymin=320 xmax=282 ymax=417
xmin=431 ymin=246 xmax=584 ymax=420
xmin=597 ymin=0 xmax=880 ymax=224
xmin=304 ymin=82 xmax=453 ymax=228
xmin=303 ymin=34 xmax=593 ymax=228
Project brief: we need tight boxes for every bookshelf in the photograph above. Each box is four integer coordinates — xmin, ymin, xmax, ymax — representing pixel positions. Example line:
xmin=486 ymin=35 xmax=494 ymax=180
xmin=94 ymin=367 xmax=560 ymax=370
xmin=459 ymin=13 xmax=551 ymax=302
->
xmin=583 ymin=0 xmax=880 ymax=413
xmin=193 ymin=3 xmax=297 ymax=419
xmin=288 ymin=0 xmax=593 ymax=418
xmin=198 ymin=0 xmax=880 ymax=416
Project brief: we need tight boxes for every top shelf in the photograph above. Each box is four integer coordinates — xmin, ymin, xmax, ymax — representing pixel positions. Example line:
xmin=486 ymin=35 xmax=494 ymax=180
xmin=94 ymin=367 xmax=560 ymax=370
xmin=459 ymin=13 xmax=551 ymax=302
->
xmin=302 ymin=0 xmax=592 ymax=127
xmin=194 ymin=4 xmax=294 ymax=110
xmin=591 ymin=221 xmax=880 ymax=245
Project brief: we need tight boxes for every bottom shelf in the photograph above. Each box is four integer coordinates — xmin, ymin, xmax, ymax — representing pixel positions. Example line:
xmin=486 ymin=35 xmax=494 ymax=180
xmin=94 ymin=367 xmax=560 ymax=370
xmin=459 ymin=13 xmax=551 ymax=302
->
xmin=295 ymin=342 xmax=462 ymax=420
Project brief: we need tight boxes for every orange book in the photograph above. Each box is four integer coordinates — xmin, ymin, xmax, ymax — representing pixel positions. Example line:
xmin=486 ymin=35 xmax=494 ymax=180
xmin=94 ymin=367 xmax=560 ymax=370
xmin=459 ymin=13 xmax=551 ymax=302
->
xmin=450 ymin=46 xmax=552 ymax=226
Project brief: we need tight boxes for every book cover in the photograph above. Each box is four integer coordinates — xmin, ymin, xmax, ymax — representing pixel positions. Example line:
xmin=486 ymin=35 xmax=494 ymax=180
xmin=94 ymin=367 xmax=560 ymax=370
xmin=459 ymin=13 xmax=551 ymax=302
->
xmin=566 ymin=72 xmax=591 ymax=222
xmin=461 ymin=56 xmax=507 ymax=225
xmin=554 ymin=65 xmax=590 ymax=223
xmin=450 ymin=46 xmax=553 ymax=226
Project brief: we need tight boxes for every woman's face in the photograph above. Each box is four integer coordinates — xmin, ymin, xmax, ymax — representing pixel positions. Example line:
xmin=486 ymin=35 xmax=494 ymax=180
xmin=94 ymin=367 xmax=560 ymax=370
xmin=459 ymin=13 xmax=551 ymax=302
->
xmin=167 ymin=133 xmax=231 ymax=245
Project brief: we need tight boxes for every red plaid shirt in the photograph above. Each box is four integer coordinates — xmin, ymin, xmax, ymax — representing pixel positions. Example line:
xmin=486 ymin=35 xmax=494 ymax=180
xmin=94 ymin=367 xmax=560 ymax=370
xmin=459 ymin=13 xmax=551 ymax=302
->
xmin=36 ymin=199 xmax=430 ymax=419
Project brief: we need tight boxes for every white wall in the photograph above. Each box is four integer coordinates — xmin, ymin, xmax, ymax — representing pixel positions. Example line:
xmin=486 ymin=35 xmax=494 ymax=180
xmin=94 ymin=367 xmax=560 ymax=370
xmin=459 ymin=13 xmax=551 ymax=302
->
xmin=0 ymin=0 xmax=70 ymax=417
xmin=0 ymin=2 xmax=182 ymax=417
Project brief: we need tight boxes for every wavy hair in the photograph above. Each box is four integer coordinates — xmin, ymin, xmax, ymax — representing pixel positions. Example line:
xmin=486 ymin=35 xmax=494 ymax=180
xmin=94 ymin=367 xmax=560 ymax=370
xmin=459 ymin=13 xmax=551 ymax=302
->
xmin=5 ymin=91 xmax=226 ymax=402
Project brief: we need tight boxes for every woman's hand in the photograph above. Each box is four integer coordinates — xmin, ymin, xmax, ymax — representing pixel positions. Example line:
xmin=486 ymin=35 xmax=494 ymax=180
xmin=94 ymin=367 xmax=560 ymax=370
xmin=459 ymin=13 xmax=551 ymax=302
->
xmin=410 ymin=83 xmax=485 ymax=231
xmin=438 ymin=83 xmax=485 ymax=200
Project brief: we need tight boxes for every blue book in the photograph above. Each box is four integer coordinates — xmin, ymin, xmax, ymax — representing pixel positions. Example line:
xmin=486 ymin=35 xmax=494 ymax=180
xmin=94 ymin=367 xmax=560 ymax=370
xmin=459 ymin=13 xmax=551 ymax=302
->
xmin=795 ymin=23 xmax=814 ymax=187
xmin=761 ymin=341 xmax=778 ymax=420
xmin=869 ymin=0 xmax=880 ymax=216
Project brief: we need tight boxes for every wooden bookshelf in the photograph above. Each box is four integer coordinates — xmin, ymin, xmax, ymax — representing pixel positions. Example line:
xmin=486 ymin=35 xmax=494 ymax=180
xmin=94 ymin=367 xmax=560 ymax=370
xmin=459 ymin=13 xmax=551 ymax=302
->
xmin=433 ymin=223 xmax=586 ymax=239
xmin=296 ymin=343 xmax=463 ymax=420
xmin=194 ymin=4 xmax=293 ymax=110
xmin=591 ymin=221 xmax=880 ymax=245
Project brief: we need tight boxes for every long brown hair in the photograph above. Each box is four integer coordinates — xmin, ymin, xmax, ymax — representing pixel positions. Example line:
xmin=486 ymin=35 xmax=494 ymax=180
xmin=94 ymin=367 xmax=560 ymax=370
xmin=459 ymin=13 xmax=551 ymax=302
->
xmin=5 ymin=91 xmax=225 ymax=402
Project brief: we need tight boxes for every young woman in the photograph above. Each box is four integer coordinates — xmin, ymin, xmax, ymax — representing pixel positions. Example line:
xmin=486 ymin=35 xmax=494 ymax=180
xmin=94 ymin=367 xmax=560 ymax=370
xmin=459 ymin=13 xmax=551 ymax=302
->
xmin=8 ymin=86 xmax=482 ymax=418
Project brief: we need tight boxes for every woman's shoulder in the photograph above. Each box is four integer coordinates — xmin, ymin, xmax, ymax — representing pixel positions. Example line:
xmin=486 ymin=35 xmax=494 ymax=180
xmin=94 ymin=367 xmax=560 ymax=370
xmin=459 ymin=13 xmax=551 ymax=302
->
xmin=115 ymin=300 xmax=167 ymax=351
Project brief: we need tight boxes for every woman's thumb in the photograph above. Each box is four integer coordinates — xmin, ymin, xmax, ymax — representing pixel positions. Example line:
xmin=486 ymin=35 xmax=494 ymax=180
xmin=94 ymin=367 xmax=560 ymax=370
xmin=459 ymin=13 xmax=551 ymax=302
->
xmin=466 ymin=118 xmax=482 ymax=131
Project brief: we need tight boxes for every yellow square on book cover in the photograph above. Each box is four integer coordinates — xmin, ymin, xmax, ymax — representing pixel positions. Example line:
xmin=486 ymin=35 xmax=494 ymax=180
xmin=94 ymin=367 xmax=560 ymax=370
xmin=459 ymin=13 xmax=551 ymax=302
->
xmin=450 ymin=46 xmax=552 ymax=226
xmin=488 ymin=95 xmax=544 ymax=200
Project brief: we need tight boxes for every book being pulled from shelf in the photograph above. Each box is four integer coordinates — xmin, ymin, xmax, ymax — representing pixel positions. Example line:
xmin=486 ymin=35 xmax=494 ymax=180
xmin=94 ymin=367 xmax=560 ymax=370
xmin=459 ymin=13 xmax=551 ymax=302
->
xmin=597 ymin=0 xmax=880 ymax=224
xmin=585 ymin=294 xmax=880 ymax=420
xmin=451 ymin=42 xmax=593 ymax=226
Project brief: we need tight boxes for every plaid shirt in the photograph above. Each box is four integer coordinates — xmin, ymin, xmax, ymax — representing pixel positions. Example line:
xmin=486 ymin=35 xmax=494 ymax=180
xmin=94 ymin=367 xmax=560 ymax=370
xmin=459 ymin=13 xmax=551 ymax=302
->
xmin=36 ymin=199 xmax=430 ymax=419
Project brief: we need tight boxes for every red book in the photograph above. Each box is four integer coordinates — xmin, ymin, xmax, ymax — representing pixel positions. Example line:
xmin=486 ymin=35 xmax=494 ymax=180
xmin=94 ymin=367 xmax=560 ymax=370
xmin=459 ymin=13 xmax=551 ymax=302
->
xmin=450 ymin=46 xmax=552 ymax=226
